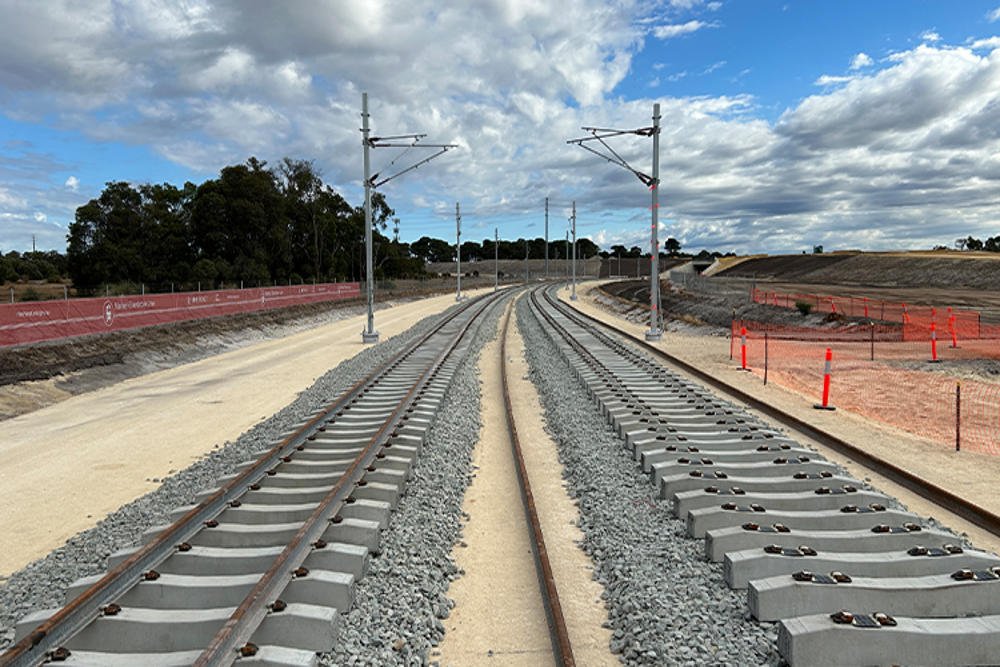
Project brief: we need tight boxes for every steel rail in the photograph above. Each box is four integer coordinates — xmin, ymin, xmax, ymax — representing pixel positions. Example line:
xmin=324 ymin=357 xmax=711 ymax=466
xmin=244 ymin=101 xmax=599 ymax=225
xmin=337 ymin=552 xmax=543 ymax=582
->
xmin=1 ymin=292 xmax=493 ymax=667
xmin=500 ymin=298 xmax=575 ymax=667
xmin=196 ymin=289 xmax=506 ymax=664
xmin=542 ymin=286 xmax=1000 ymax=540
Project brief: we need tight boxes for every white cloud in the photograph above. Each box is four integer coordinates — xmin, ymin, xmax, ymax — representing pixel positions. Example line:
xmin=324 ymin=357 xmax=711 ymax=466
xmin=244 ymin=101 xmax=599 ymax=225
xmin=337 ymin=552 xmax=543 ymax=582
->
xmin=970 ymin=36 xmax=1000 ymax=50
xmin=921 ymin=30 xmax=942 ymax=43
xmin=4 ymin=4 xmax=1000 ymax=254
xmin=0 ymin=187 xmax=27 ymax=209
xmin=814 ymin=74 xmax=855 ymax=86
xmin=703 ymin=60 xmax=727 ymax=74
xmin=849 ymin=52 xmax=873 ymax=70
xmin=987 ymin=7 xmax=1000 ymax=22
xmin=653 ymin=20 xmax=713 ymax=40
xmin=33 ymin=211 xmax=46 ymax=222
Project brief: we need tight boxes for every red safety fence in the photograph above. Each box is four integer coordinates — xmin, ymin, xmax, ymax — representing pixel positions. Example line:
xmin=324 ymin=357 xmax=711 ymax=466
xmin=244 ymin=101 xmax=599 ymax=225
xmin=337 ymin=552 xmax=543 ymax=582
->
xmin=0 ymin=282 xmax=361 ymax=347
xmin=731 ymin=319 xmax=1000 ymax=455
xmin=750 ymin=288 xmax=987 ymax=341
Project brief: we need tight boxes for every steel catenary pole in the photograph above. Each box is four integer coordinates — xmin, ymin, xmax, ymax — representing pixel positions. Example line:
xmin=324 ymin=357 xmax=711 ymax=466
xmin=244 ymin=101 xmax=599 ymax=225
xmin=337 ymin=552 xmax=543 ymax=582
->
xmin=570 ymin=201 xmax=577 ymax=300
xmin=361 ymin=92 xmax=378 ymax=343
xmin=455 ymin=202 xmax=462 ymax=302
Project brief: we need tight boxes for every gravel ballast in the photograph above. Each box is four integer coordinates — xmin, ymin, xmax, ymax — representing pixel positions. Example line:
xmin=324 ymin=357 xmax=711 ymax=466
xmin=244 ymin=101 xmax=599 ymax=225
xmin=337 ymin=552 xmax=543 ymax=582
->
xmin=516 ymin=296 xmax=779 ymax=667
xmin=0 ymin=300 xmax=483 ymax=652
xmin=321 ymin=296 xmax=503 ymax=666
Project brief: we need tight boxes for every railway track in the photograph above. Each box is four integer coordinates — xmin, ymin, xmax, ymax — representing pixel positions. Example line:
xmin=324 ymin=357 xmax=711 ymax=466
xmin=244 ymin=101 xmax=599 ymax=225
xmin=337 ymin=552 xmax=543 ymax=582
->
xmin=527 ymin=284 xmax=1000 ymax=666
xmin=1 ymin=289 xmax=509 ymax=667
xmin=498 ymin=299 xmax=575 ymax=666
xmin=7 ymin=278 xmax=1000 ymax=666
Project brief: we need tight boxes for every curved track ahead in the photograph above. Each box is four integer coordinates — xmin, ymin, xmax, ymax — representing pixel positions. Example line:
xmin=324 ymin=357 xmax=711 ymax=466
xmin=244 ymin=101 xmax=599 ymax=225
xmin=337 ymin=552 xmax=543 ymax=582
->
xmin=528 ymin=284 xmax=1000 ymax=667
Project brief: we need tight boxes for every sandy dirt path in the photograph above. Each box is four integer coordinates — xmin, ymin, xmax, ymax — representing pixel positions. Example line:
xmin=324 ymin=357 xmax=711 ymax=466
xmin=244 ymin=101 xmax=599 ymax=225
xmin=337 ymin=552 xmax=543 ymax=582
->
xmin=564 ymin=281 xmax=1000 ymax=555
xmin=438 ymin=299 xmax=614 ymax=666
xmin=0 ymin=289 xmax=488 ymax=579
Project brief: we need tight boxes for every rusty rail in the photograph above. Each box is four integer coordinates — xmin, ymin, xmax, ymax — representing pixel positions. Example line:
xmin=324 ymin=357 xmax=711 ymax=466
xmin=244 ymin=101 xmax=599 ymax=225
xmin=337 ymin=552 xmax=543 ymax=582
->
xmin=500 ymin=298 xmax=575 ymax=667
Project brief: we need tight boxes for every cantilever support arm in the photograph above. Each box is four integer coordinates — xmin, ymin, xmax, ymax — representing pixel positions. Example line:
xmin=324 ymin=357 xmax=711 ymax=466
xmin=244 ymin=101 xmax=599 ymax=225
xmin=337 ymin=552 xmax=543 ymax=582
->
xmin=370 ymin=145 xmax=456 ymax=189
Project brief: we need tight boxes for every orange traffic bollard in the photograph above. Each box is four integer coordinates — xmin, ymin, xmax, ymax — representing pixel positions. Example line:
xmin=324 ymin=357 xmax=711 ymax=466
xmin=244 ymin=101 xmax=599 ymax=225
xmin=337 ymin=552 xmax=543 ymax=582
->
xmin=930 ymin=322 xmax=940 ymax=363
xmin=739 ymin=326 xmax=748 ymax=370
xmin=813 ymin=348 xmax=836 ymax=410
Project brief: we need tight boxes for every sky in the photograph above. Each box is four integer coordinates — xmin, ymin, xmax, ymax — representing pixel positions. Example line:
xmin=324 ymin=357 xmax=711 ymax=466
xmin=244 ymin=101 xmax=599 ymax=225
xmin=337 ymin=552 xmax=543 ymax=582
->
xmin=4 ymin=1 xmax=1000 ymax=256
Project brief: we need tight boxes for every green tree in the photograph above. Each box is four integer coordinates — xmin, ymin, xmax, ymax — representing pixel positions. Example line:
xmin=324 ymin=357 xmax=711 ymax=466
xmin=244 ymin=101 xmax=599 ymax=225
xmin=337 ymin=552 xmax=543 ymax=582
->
xmin=67 ymin=181 xmax=146 ymax=289
xmin=410 ymin=236 xmax=454 ymax=263
xmin=460 ymin=240 xmax=483 ymax=262
xmin=576 ymin=237 xmax=599 ymax=258
xmin=190 ymin=157 xmax=289 ymax=283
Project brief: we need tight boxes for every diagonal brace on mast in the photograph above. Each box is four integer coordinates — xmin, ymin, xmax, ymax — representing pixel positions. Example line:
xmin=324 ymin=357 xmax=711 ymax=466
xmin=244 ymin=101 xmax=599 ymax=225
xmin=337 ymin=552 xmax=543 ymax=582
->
xmin=567 ymin=126 xmax=658 ymax=188
xmin=368 ymin=135 xmax=457 ymax=189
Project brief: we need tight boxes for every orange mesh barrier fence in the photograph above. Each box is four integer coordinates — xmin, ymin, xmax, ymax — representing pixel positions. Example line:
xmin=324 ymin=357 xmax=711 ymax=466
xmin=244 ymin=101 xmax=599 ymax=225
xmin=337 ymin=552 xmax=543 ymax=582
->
xmin=731 ymin=320 xmax=1000 ymax=455
xmin=750 ymin=288 xmax=984 ymax=341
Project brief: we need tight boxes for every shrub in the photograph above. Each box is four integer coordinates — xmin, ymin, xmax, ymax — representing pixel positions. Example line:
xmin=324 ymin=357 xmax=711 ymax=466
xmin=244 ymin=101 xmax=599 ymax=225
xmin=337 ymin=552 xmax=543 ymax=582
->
xmin=795 ymin=301 xmax=813 ymax=316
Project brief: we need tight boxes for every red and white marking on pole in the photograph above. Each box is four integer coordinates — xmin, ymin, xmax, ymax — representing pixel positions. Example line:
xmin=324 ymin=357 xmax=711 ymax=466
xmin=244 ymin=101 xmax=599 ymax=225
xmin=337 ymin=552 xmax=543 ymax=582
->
xmin=814 ymin=347 xmax=836 ymax=410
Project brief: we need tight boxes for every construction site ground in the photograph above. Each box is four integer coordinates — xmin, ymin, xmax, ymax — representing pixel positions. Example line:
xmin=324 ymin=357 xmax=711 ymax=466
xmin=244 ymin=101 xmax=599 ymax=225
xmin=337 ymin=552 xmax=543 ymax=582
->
xmin=5 ymin=253 xmax=1000 ymax=567
xmin=569 ymin=281 xmax=1000 ymax=556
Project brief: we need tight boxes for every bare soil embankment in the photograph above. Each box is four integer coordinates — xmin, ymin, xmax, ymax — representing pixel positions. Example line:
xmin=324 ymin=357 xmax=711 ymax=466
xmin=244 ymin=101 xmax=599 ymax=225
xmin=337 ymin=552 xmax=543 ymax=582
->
xmin=717 ymin=251 xmax=1000 ymax=290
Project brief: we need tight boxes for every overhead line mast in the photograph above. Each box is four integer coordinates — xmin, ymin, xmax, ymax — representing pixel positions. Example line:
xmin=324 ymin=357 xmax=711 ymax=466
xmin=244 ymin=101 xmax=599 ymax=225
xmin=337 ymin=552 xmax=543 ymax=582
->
xmin=544 ymin=196 xmax=549 ymax=279
xmin=568 ymin=104 xmax=664 ymax=341
xmin=360 ymin=92 xmax=456 ymax=343
xmin=455 ymin=202 xmax=462 ymax=302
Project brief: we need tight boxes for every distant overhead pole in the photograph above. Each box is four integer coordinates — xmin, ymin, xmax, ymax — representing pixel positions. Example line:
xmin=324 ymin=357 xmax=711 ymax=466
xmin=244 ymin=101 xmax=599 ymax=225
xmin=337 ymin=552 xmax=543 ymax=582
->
xmin=565 ymin=230 xmax=569 ymax=278
xmin=494 ymin=227 xmax=499 ymax=292
xmin=360 ymin=91 xmax=457 ymax=343
xmin=455 ymin=202 xmax=462 ymax=302
xmin=568 ymin=103 xmax=663 ymax=341
xmin=544 ymin=196 xmax=549 ymax=280
xmin=570 ymin=201 xmax=577 ymax=300
xmin=524 ymin=237 xmax=529 ymax=283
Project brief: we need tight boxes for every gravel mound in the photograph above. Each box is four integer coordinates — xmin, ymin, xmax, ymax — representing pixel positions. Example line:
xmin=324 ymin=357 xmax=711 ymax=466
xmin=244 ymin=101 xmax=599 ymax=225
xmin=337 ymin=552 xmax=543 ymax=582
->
xmin=0 ymin=304 xmax=457 ymax=652
xmin=517 ymin=296 xmax=778 ymax=667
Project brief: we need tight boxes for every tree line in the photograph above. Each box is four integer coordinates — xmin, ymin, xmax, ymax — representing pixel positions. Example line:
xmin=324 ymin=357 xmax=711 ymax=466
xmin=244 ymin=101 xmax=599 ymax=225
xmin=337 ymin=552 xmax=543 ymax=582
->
xmin=412 ymin=236 xmax=599 ymax=264
xmin=953 ymin=236 xmax=1000 ymax=252
xmin=67 ymin=157 xmax=416 ymax=292
xmin=0 ymin=250 xmax=67 ymax=284
xmin=65 ymin=156 xmax=604 ymax=293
